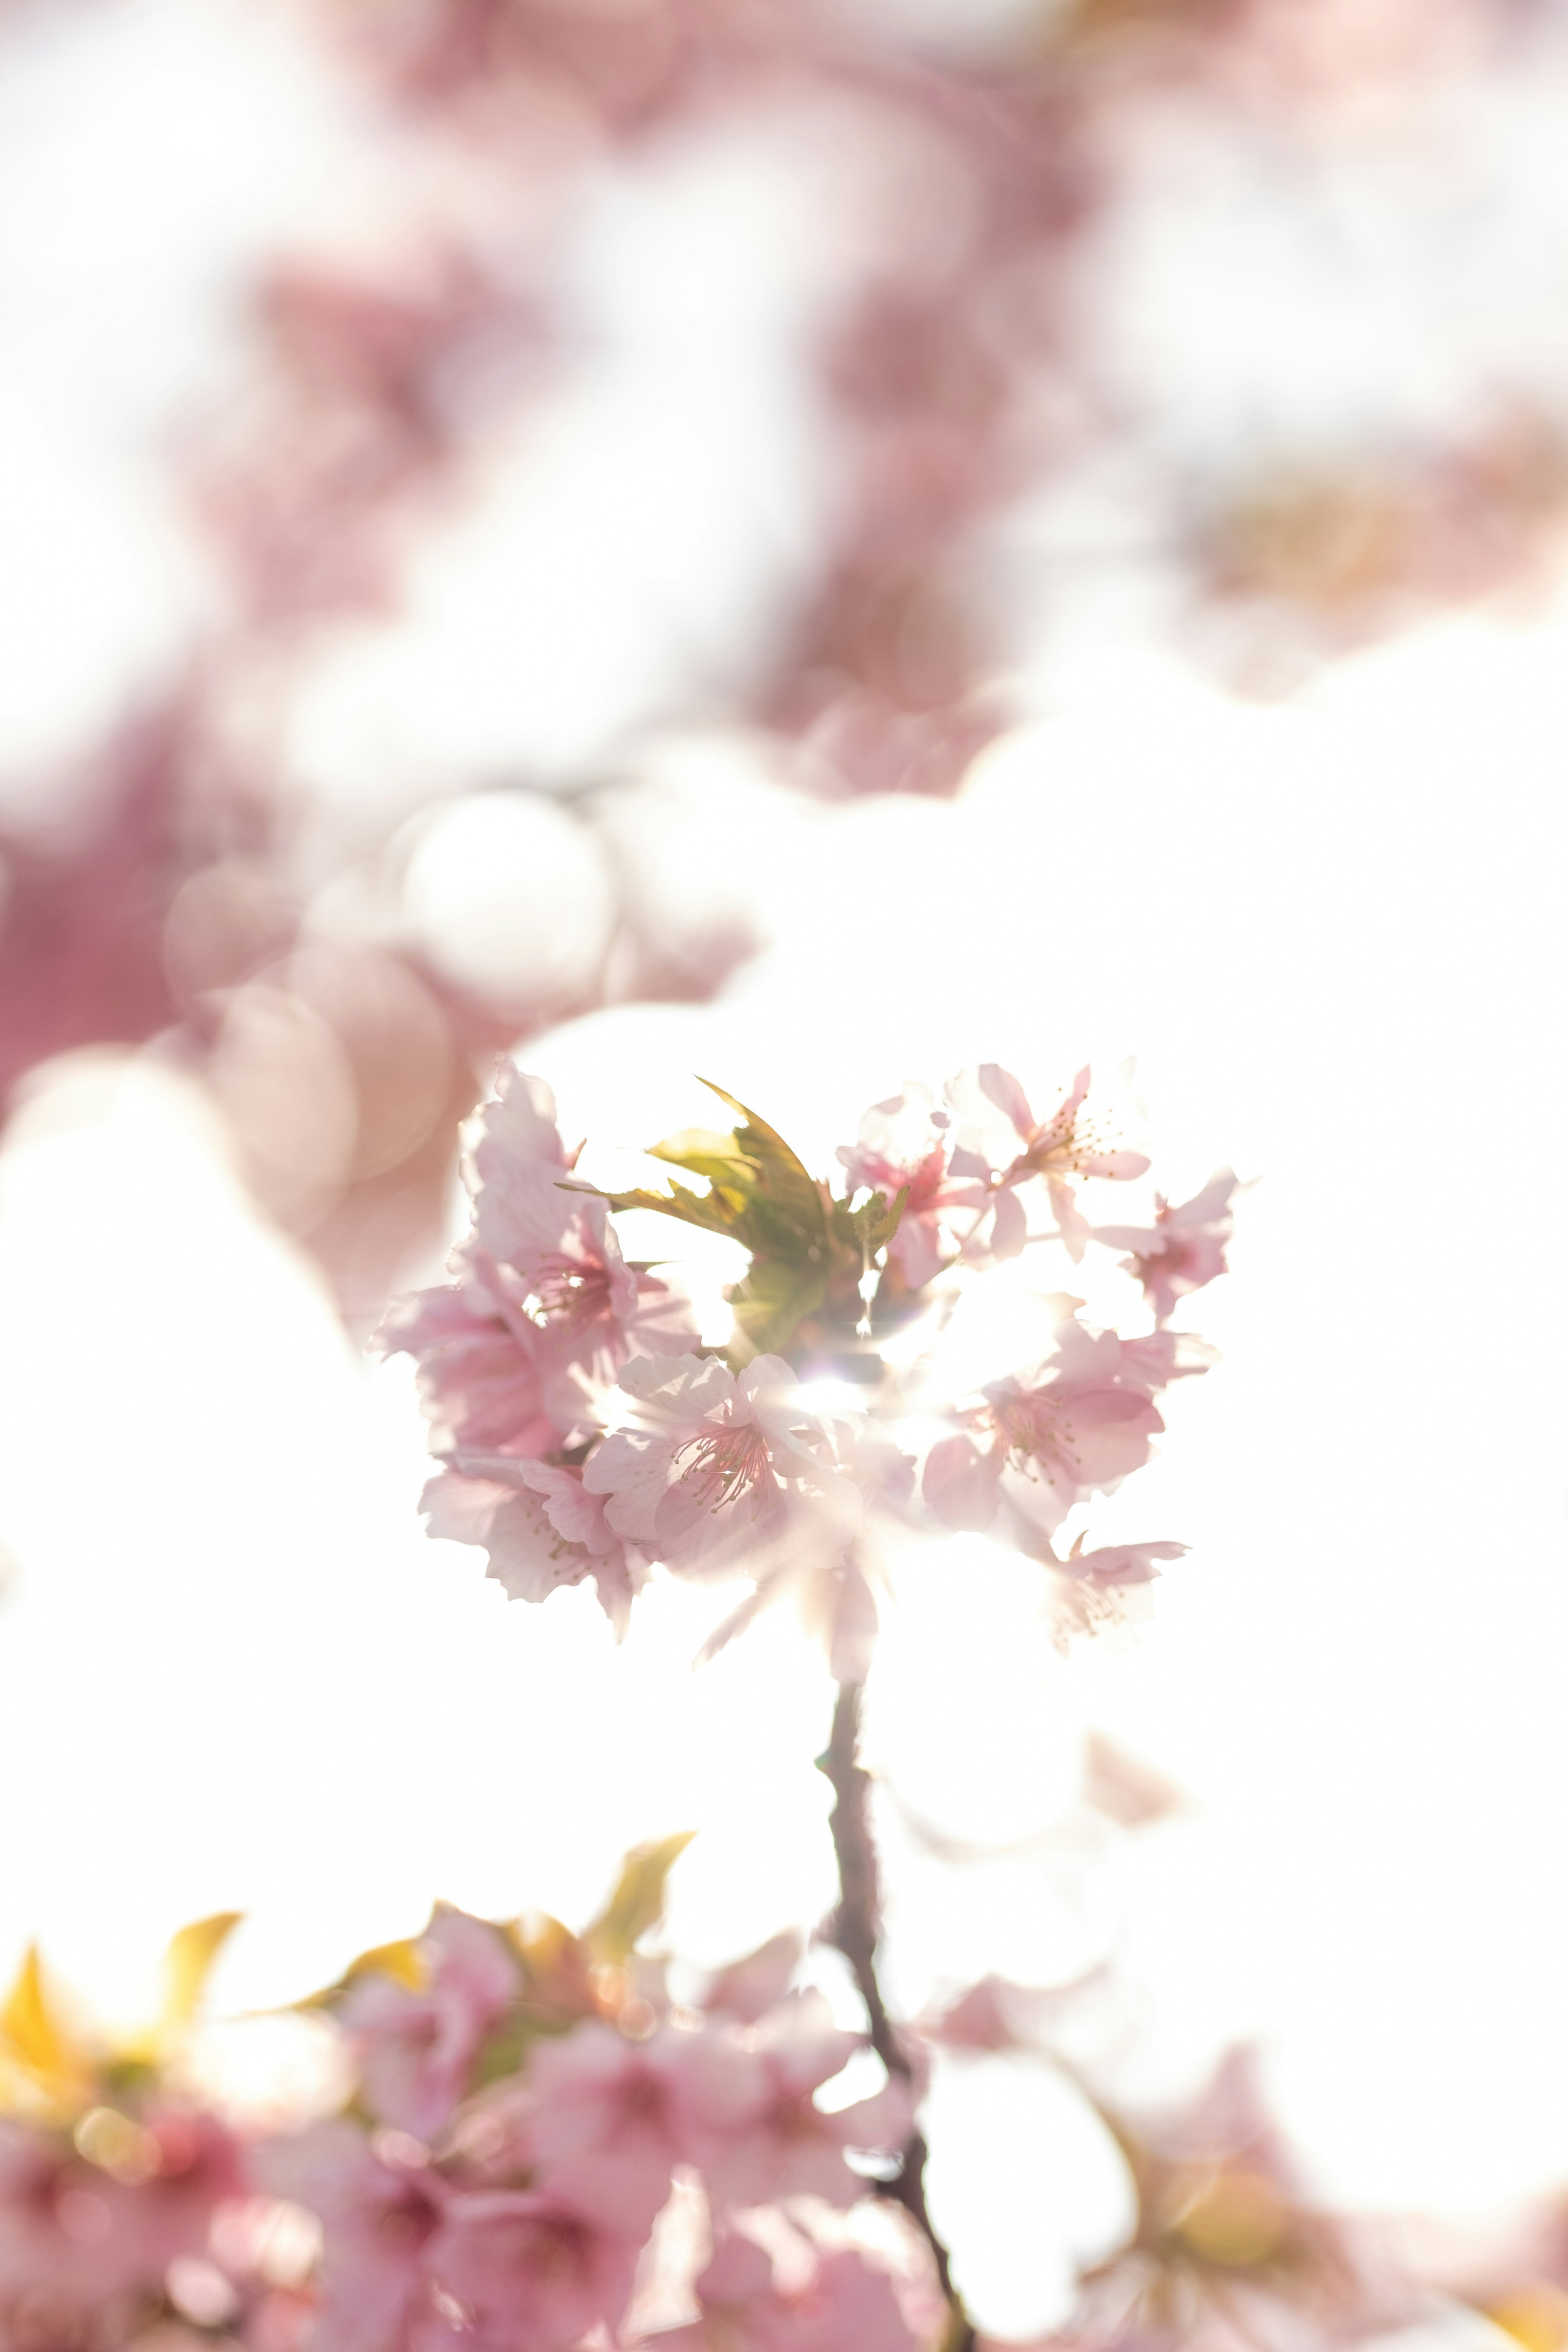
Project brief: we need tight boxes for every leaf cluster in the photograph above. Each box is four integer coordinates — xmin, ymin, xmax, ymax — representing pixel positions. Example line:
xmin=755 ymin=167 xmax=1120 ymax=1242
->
xmin=577 ymin=1081 xmax=904 ymax=1361
xmin=0 ymin=1912 xmax=242 ymax=2122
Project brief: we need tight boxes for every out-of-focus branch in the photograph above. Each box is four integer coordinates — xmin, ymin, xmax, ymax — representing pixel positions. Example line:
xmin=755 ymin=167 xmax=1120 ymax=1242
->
xmin=823 ymin=1679 xmax=975 ymax=2352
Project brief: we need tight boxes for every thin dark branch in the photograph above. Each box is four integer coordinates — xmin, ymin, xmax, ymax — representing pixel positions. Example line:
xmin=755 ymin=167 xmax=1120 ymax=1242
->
xmin=822 ymin=1679 xmax=976 ymax=2352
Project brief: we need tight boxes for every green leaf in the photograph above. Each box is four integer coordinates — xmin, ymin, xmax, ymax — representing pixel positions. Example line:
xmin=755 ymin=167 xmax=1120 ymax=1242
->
xmin=571 ymin=1175 xmax=745 ymax=1246
xmin=684 ymin=1082 xmax=827 ymax=1245
xmin=728 ymin=1257 xmax=830 ymax=1361
xmin=586 ymin=1082 xmax=828 ymax=1263
xmin=830 ymin=1184 xmax=908 ymax=1261
xmin=575 ymin=1082 xmax=911 ymax=1364
xmin=645 ymin=1127 xmax=760 ymax=1202
xmin=585 ymin=1832 xmax=695 ymax=1965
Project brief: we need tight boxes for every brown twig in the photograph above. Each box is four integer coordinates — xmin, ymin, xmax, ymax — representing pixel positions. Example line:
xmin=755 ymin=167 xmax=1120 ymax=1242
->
xmin=822 ymin=1679 xmax=976 ymax=2352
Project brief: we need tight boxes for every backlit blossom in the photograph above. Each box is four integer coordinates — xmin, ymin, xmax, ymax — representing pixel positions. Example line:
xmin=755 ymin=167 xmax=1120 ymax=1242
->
xmin=699 ymin=1993 xmax=912 ymax=2214
xmin=1050 ymin=2049 xmax=1395 ymax=2352
xmin=261 ymin=2121 xmax=447 ymax=2352
xmin=702 ymin=1932 xmax=804 ymax=2025
xmin=470 ymin=1165 xmax=696 ymax=1413
xmin=375 ymin=1070 xmax=574 ymax=1453
xmin=524 ymin=2019 xmax=753 ymax=2237
xmin=380 ymin=1065 xmax=695 ymax=1457
xmin=923 ymin=1316 xmax=1169 ymax=1539
xmin=697 ymin=1418 xmax=910 ymax=1675
xmin=424 ymin=2188 xmax=641 ymax=2352
xmin=342 ymin=1908 xmax=519 ymax=2143
xmin=837 ymin=1083 xmax=955 ymax=1290
xmin=1097 ymin=1170 xmax=1238 ymax=1324
xmin=653 ymin=2228 xmax=920 ymax=2352
xmin=945 ymin=1063 xmax=1150 ymax=1261
xmin=378 ymin=1272 xmax=570 ymax=1458
xmin=425 ymin=1456 xmax=647 ymax=1634
xmin=1040 ymin=1534 xmax=1191 ymax=1647
xmin=463 ymin=1066 xmax=569 ymax=1189
xmin=0 ymin=2109 xmax=243 ymax=2312
xmin=918 ymin=1968 xmax=1106 ymax=2056
xmin=584 ymin=1354 xmax=846 ymax=1577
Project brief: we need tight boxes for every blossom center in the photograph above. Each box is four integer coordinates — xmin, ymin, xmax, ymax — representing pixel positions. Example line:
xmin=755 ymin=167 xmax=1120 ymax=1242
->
xmin=673 ymin=1418 xmax=774 ymax=1514
xmin=991 ymin=1391 xmax=1078 ymax=1479
xmin=530 ymin=1252 xmax=612 ymax=1331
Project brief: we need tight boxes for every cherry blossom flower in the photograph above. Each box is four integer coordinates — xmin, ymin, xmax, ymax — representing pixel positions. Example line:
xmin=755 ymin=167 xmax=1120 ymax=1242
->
xmin=0 ymin=2110 xmax=243 ymax=2309
xmin=1096 ymin=1171 xmax=1238 ymax=1324
xmin=470 ymin=1165 xmax=696 ymax=1413
xmin=945 ymin=1064 xmax=1150 ymax=1261
xmin=1051 ymin=2049 xmax=1397 ymax=2352
xmin=1051 ymin=1534 xmax=1189 ymax=1588
xmin=423 ymin=2187 xmax=641 ymax=2352
xmin=917 ymin=1967 xmax=1107 ymax=2056
xmin=341 ymin=1908 xmax=519 ymax=2143
xmin=261 ymin=2121 xmax=448 ymax=2352
xmin=424 ymin=1455 xmax=647 ymax=1634
xmin=652 ymin=2227 xmax=921 ymax=2352
xmin=584 ymin=1354 xmax=847 ymax=1577
xmin=695 ymin=1417 xmax=910 ymax=1674
xmin=463 ymin=1065 xmax=569 ymax=1188
xmin=923 ymin=1316 xmax=1169 ymax=1539
xmin=699 ymin=1992 xmax=912 ymax=2214
xmin=465 ymin=1065 xmax=693 ymax=1398
xmin=1119 ymin=1329 xmax=1220 ymax=1389
xmin=1034 ymin=1534 xmax=1192 ymax=1648
xmin=702 ymin=1932 xmax=804 ymax=2025
xmin=378 ymin=1272 xmax=570 ymax=1459
xmin=837 ymin=1083 xmax=956 ymax=1290
xmin=523 ymin=2018 xmax=755 ymax=2237
xmin=383 ymin=1067 xmax=695 ymax=1452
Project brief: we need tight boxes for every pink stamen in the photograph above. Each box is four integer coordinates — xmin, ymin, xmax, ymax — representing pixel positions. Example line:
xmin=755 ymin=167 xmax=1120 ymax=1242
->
xmin=673 ymin=1418 xmax=775 ymax=1513
xmin=992 ymin=1391 xmax=1079 ymax=1480
xmin=530 ymin=1250 xmax=612 ymax=1330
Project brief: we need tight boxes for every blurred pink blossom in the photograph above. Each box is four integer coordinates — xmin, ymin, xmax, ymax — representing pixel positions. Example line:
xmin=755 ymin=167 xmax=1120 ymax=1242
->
xmin=525 ymin=2018 xmax=750 ymax=2236
xmin=261 ymin=2121 xmax=448 ymax=2352
xmin=0 ymin=2111 xmax=239 ymax=2305
xmin=650 ymin=2226 xmax=921 ymax=2352
xmin=422 ymin=2187 xmax=641 ymax=2352
xmin=698 ymin=1991 xmax=911 ymax=2213
xmin=342 ymin=1909 xmax=519 ymax=2142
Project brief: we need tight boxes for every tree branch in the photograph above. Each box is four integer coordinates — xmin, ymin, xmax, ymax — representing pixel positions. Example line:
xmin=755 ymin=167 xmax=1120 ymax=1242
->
xmin=822 ymin=1679 xmax=975 ymax=2352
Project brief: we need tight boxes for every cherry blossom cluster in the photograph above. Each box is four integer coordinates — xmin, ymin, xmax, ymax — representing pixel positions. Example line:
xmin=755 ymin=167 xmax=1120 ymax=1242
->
xmin=0 ymin=1850 xmax=1522 ymax=2352
xmin=266 ymin=1891 xmax=931 ymax=2352
xmin=0 ymin=1057 xmax=1239 ymax=2350
xmin=0 ymin=1863 xmax=939 ymax=2352
xmin=382 ymin=1060 xmax=1236 ymax=1670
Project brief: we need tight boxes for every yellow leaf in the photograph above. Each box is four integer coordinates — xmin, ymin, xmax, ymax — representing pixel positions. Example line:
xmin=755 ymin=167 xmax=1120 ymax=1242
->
xmin=586 ymin=1833 xmax=695 ymax=1966
xmin=0 ymin=1947 xmax=93 ymax=2116
xmin=1489 ymin=2290 xmax=1568 ymax=2352
xmin=344 ymin=1936 xmax=428 ymax=1993
xmin=161 ymin=1912 xmax=243 ymax=2039
xmin=291 ymin=1931 xmax=428 ymax=2013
